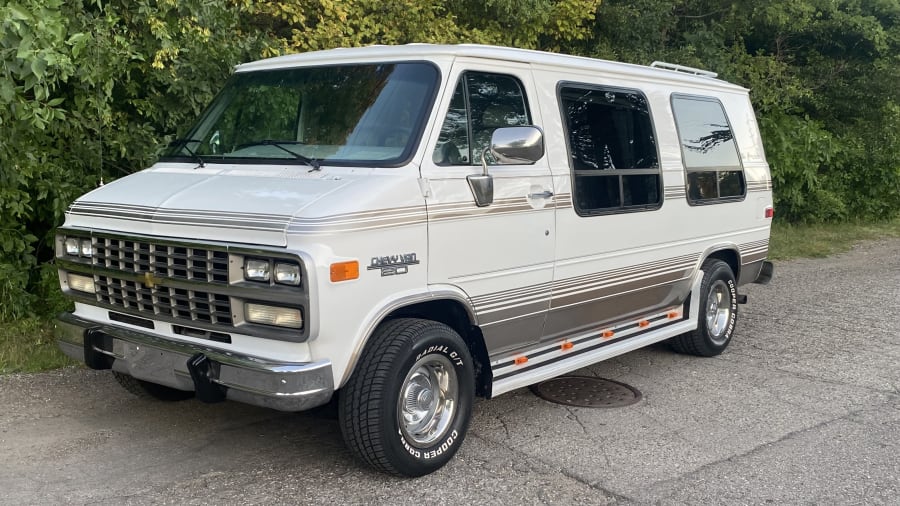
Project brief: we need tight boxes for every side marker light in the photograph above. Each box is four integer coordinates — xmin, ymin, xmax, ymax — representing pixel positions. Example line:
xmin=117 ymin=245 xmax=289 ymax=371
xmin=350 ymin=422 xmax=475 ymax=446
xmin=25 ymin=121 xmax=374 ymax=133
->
xmin=667 ymin=311 xmax=680 ymax=319
xmin=330 ymin=261 xmax=359 ymax=282
xmin=639 ymin=320 xmax=650 ymax=328
xmin=561 ymin=341 xmax=574 ymax=351
xmin=602 ymin=330 xmax=615 ymax=339
xmin=514 ymin=356 xmax=528 ymax=365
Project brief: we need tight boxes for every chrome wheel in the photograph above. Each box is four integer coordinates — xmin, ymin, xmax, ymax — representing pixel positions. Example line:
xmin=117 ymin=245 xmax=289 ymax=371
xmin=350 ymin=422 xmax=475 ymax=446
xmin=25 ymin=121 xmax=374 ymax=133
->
xmin=705 ymin=279 xmax=732 ymax=344
xmin=398 ymin=354 xmax=458 ymax=447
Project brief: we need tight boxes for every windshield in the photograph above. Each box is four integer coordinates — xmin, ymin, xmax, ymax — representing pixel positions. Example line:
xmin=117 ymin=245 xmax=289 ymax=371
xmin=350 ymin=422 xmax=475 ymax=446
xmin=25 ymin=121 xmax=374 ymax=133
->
xmin=161 ymin=62 xmax=440 ymax=166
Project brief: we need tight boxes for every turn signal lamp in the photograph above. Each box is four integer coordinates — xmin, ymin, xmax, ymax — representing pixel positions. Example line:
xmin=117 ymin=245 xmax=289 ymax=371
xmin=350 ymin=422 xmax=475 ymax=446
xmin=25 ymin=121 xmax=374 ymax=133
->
xmin=245 ymin=303 xmax=302 ymax=329
xmin=66 ymin=273 xmax=96 ymax=294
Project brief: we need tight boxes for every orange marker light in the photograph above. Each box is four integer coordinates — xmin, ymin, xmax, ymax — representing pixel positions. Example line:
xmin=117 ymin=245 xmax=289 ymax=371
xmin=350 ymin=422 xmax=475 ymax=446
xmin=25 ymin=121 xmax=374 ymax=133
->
xmin=667 ymin=311 xmax=680 ymax=319
xmin=602 ymin=330 xmax=615 ymax=339
xmin=639 ymin=320 xmax=650 ymax=328
xmin=561 ymin=341 xmax=574 ymax=351
xmin=330 ymin=261 xmax=359 ymax=282
xmin=514 ymin=356 xmax=528 ymax=365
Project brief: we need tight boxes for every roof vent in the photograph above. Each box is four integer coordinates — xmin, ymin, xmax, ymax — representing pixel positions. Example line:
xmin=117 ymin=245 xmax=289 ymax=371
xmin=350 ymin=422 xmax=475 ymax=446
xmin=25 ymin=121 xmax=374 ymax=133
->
xmin=650 ymin=61 xmax=718 ymax=78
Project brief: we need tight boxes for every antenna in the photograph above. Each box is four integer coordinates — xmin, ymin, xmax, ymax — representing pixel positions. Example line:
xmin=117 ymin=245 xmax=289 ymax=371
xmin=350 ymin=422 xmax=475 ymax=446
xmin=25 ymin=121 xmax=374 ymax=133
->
xmin=650 ymin=61 xmax=718 ymax=78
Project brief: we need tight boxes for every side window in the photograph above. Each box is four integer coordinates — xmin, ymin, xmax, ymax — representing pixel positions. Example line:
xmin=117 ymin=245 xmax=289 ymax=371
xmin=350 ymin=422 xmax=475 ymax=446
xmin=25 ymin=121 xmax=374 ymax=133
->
xmin=432 ymin=72 xmax=531 ymax=166
xmin=559 ymin=85 xmax=660 ymax=215
xmin=671 ymin=96 xmax=746 ymax=202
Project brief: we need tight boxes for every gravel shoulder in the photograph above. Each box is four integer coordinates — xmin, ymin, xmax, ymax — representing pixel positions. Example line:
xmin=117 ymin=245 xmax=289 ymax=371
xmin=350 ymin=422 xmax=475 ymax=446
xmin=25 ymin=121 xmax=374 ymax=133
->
xmin=2 ymin=239 xmax=899 ymax=505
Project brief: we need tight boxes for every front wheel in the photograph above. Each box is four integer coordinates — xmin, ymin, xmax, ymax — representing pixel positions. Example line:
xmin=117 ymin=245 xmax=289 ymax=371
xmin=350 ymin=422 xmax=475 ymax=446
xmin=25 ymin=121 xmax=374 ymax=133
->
xmin=671 ymin=259 xmax=738 ymax=357
xmin=339 ymin=318 xmax=475 ymax=477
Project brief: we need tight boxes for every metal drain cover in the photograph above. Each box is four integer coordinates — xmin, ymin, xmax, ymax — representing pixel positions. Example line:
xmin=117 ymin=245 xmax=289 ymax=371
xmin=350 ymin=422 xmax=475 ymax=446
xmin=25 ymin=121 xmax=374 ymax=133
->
xmin=530 ymin=376 xmax=642 ymax=408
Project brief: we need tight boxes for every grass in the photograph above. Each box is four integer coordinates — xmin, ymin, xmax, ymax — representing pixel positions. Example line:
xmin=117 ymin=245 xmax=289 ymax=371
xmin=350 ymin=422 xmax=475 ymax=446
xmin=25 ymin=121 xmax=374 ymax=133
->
xmin=769 ymin=218 xmax=900 ymax=260
xmin=1 ymin=219 xmax=898 ymax=375
xmin=0 ymin=317 xmax=74 ymax=374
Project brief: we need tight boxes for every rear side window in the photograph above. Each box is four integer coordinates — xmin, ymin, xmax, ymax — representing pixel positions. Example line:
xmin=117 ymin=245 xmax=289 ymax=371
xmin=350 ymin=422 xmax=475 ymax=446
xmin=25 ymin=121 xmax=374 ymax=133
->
xmin=671 ymin=96 xmax=745 ymax=202
xmin=559 ymin=84 xmax=660 ymax=215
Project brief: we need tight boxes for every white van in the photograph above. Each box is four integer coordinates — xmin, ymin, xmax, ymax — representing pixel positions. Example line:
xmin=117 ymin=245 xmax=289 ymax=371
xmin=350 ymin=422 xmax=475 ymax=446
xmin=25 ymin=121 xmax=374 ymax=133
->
xmin=55 ymin=44 xmax=774 ymax=476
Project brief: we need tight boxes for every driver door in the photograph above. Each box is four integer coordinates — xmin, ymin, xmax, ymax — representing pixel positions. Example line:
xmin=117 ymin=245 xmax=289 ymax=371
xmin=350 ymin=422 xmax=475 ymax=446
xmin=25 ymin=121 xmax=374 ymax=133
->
xmin=421 ymin=61 xmax=556 ymax=357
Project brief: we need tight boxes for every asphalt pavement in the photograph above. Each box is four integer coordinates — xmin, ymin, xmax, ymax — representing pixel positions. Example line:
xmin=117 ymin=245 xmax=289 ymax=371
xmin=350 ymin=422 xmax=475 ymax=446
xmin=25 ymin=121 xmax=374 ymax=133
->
xmin=2 ymin=238 xmax=898 ymax=505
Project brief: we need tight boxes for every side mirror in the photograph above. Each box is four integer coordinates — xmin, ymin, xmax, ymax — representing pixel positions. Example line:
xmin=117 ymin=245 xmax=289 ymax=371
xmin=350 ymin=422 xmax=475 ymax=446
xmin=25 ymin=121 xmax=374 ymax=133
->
xmin=490 ymin=126 xmax=544 ymax=164
xmin=466 ymin=126 xmax=544 ymax=207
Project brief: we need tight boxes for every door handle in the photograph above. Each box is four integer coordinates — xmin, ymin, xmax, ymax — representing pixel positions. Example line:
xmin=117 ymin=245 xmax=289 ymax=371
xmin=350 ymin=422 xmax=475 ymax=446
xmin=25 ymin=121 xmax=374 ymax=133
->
xmin=528 ymin=190 xmax=554 ymax=199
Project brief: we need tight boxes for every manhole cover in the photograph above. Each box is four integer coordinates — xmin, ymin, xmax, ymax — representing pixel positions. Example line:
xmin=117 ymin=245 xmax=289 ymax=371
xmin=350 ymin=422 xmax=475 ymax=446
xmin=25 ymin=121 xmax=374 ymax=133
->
xmin=530 ymin=376 xmax=642 ymax=408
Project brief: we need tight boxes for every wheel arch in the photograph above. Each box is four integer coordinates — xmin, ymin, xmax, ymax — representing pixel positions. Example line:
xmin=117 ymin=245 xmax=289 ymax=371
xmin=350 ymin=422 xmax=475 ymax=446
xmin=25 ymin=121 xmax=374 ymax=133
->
xmin=340 ymin=289 xmax=492 ymax=398
xmin=700 ymin=245 xmax=740 ymax=280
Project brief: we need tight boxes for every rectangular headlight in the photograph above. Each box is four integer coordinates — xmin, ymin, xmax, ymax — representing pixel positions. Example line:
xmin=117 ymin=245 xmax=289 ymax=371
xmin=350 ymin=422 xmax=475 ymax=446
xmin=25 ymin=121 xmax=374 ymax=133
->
xmin=274 ymin=262 xmax=301 ymax=286
xmin=67 ymin=273 xmax=96 ymax=294
xmin=79 ymin=238 xmax=93 ymax=258
xmin=244 ymin=258 xmax=271 ymax=282
xmin=245 ymin=303 xmax=302 ymax=329
xmin=65 ymin=238 xmax=80 ymax=256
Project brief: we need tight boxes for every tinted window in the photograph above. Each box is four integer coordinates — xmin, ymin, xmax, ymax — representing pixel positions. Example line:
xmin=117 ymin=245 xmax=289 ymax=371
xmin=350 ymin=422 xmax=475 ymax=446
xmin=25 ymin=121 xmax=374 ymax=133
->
xmin=672 ymin=96 xmax=746 ymax=202
xmin=432 ymin=72 xmax=530 ymax=166
xmin=560 ymin=85 xmax=660 ymax=215
xmin=162 ymin=62 xmax=439 ymax=167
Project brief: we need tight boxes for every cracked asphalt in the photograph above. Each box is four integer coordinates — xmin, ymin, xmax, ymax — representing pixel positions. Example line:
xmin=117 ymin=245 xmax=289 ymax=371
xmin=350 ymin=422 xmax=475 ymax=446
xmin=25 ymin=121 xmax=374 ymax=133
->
xmin=2 ymin=238 xmax=899 ymax=505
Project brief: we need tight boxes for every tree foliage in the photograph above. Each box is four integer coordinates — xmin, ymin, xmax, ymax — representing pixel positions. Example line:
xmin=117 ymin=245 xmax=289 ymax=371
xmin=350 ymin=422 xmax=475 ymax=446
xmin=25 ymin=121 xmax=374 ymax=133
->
xmin=1 ymin=0 xmax=898 ymax=319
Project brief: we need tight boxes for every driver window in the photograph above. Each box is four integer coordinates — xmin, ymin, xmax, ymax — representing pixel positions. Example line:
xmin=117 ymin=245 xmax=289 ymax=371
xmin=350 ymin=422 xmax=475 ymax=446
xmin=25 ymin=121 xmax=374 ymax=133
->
xmin=432 ymin=71 xmax=531 ymax=166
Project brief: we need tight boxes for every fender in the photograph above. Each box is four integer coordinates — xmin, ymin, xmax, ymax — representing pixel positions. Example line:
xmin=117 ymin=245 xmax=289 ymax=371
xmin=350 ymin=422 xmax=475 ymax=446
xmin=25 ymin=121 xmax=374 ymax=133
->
xmin=339 ymin=284 xmax=478 ymax=387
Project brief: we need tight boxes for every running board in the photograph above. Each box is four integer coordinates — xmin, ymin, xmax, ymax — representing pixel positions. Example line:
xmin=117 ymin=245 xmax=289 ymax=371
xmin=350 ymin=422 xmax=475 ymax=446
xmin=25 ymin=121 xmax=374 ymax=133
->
xmin=490 ymin=275 xmax=702 ymax=398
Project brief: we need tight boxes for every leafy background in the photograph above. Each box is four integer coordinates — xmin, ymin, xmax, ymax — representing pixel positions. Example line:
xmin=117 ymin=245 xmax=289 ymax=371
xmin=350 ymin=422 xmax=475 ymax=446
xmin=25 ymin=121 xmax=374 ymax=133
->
xmin=1 ymin=0 xmax=899 ymax=321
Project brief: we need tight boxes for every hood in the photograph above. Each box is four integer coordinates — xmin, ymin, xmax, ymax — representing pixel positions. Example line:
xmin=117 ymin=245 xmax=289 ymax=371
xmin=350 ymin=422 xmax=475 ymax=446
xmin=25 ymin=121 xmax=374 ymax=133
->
xmin=64 ymin=164 xmax=353 ymax=247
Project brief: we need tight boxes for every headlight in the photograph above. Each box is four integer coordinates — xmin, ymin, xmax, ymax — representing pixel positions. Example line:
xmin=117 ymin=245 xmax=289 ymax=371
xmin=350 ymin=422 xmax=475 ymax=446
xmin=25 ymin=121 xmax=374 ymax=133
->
xmin=245 ymin=303 xmax=303 ymax=328
xmin=65 ymin=238 xmax=80 ymax=256
xmin=244 ymin=258 xmax=271 ymax=282
xmin=274 ymin=262 xmax=301 ymax=286
xmin=64 ymin=237 xmax=92 ymax=257
xmin=79 ymin=238 xmax=93 ymax=257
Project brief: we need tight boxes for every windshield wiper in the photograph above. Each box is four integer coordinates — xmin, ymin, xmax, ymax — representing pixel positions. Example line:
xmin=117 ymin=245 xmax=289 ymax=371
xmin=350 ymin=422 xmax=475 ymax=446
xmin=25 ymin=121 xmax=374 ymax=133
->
xmin=168 ymin=138 xmax=206 ymax=168
xmin=244 ymin=140 xmax=321 ymax=171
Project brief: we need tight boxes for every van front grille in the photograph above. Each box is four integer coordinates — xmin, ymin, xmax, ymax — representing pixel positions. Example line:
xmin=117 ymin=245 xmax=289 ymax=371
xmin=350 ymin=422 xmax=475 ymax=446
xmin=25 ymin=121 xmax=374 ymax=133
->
xmin=95 ymin=276 xmax=233 ymax=326
xmin=93 ymin=237 xmax=229 ymax=284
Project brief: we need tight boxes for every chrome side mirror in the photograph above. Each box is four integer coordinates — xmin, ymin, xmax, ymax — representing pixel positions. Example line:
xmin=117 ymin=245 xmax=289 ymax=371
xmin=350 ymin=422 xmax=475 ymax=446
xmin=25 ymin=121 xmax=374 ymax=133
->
xmin=490 ymin=126 xmax=544 ymax=164
xmin=466 ymin=126 xmax=544 ymax=207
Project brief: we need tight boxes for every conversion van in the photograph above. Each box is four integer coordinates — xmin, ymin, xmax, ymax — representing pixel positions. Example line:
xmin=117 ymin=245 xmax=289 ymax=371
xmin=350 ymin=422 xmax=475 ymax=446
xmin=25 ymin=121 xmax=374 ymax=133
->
xmin=55 ymin=44 xmax=774 ymax=477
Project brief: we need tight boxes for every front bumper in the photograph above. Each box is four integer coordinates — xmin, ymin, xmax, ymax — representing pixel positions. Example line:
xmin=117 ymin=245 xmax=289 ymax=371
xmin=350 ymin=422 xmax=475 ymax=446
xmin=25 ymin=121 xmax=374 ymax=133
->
xmin=56 ymin=312 xmax=333 ymax=412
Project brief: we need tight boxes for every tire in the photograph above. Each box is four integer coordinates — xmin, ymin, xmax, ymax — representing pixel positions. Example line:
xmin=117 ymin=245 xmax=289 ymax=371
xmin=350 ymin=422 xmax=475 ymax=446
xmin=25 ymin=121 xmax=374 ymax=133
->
xmin=112 ymin=371 xmax=195 ymax=401
xmin=339 ymin=318 xmax=475 ymax=477
xmin=671 ymin=259 xmax=738 ymax=357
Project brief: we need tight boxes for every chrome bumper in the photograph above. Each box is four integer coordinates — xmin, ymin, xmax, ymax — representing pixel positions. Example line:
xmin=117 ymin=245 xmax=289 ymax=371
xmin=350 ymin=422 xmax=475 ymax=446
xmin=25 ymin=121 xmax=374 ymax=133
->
xmin=56 ymin=312 xmax=333 ymax=412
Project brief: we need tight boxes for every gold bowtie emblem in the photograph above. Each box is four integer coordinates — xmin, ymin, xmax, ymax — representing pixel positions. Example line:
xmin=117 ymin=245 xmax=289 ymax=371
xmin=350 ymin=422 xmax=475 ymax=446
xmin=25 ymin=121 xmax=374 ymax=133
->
xmin=142 ymin=272 xmax=162 ymax=289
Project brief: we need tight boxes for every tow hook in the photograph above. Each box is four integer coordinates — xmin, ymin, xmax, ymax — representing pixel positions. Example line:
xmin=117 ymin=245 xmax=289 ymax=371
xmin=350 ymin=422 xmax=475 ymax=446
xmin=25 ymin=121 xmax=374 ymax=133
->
xmin=187 ymin=353 xmax=227 ymax=403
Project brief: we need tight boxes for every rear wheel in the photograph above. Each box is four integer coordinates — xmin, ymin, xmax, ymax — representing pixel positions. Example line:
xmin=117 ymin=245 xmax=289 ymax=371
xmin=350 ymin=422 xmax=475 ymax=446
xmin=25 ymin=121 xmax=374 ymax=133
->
xmin=339 ymin=318 xmax=475 ymax=477
xmin=112 ymin=371 xmax=195 ymax=401
xmin=671 ymin=259 xmax=738 ymax=357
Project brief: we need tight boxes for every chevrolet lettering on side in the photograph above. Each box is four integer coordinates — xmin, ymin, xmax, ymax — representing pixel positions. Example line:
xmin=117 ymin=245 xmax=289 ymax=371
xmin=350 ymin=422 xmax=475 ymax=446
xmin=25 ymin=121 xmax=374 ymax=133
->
xmin=55 ymin=45 xmax=774 ymax=477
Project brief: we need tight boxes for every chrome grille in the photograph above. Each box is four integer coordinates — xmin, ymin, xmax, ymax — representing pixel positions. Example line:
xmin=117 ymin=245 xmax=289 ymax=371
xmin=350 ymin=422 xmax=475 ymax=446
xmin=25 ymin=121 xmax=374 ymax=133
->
xmin=93 ymin=237 xmax=229 ymax=284
xmin=95 ymin=276 xmax=233 ymax=326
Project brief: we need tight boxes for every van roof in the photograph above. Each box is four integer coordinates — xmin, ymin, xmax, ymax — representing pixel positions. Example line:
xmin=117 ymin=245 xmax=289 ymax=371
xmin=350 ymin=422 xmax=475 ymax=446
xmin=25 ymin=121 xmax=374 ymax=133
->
xmin=235 ymin=44 xmax=747 ymax=92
